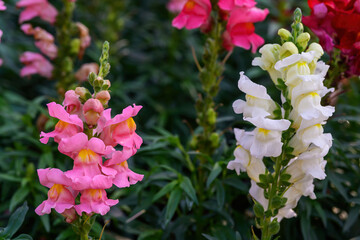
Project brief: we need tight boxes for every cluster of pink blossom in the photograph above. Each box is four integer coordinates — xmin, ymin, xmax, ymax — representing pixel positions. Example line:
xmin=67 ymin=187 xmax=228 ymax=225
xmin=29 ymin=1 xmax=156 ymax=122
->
xmin=170 ymin=0 xmax=269 ymax=53
xmin=0 ymin=0 xmax=6 ymax=66
xmin=17 ymin=0 xmax=93 ymax=80
xmin=35 ymin=85 xmax=144 ymax=222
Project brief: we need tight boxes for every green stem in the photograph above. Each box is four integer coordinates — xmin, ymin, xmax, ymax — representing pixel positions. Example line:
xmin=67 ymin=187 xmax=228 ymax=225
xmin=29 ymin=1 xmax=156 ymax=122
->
xmin=54 ymin=0 xmax=77 ymax=97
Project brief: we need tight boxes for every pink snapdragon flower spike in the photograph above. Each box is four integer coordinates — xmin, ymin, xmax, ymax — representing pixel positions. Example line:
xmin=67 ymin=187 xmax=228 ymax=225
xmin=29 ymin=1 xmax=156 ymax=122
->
xmin=75 ymin=189 xmax=119 ymax=216
xmin=75 ymin=63 xmax=99 ymax=82
xmin=167 ymin=0 xmax=187 ymax=13
xmin=35 ymin=169 xmax=76 ymax=216
xmin=19 ymin=51 xmax=53 ymax=78
xmin=76 ymin=23 xmax=91 ymax=59
xmin=98 ymin=105 xmax=143 ymax=150
xmin=58 ymin=133 xmax=115 ymax=190
xmin=83 ymin=99 xmax=104 ymax=126
xmin=21 ymin=24 xmax=58 ymax=59
xmin=218 ymin=0 xmax=256 ymax=11
xmin=225 ymin=7 xmax=269 ymax=53
xmin=63 ymin=90 xmax=83 ymax=117
xmin=104 ymin=149 xmax=144 ymax=188
xmin=172 ymin=0 xmax=212 ymax=30
xmin=40 ymin=102 xmax=83 ymax=144
xmin=17 ymin=0 xmax=58 ymax=24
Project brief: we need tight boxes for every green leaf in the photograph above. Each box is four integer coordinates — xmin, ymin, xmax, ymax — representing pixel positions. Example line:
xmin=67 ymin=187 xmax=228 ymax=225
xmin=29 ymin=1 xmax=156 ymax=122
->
xmin=0 ymin=202 xmax=29 ymax=238
xmin=180 ymin=177 xmax=198 ymax=205
xmin=313 ymin=202 xmax=327 ymax=228
xmin=13 ymin=234 xmax=33 ymax=240
xmin=206 ymin=162 xmax=222 ymax=188
xmin=40 ymin=214 xmax=50 ymax=233
xmin=343 ymin=205 xmax=360 ymax=232
xmin=165 ymin=188 xmax=182 ymax=225
xmin=0 ymin=173 xmax=22 ymax=183
xmin=202 ymin=234 xmax=218 ymax=240
xmin=138 ymin=229 xmax=163 ymax=240
xmin=215 ymin=181 xmax=225 ymax=209
xmin=152 ymin=180 xmax=178 ymax=202
xmin=10 ymin=187 xmax=30 ymax=212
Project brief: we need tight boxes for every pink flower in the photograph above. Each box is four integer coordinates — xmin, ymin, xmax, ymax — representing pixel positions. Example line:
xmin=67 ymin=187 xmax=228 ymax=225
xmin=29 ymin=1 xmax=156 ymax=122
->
xmin=19 ymin=51 xmax=53 ymax=78
xmin=95 ymin=90 xmax=111 ymax=106
xmin=75 ymin=189 xmax=118 ymax=216
xmin=0 ymin=0 xmax=6 ymax=11
xmin=75 ymin=63 xmax=99 ymax=82
xmin=172 ymin=0 xmax=212 ymax=30
xmin=104 ymin=150 xmax=144 ymax=188
xmin=76 ymin=23 xmax=91 ymax=59
xmin=21 ymin=24 xmax=58 ymax=59
xmin=167 ymin=0 xmax=187 ymax=13
xmin=40 ymin=102 xmax=83 ymax=144
xmin=218 ymin=0 xmax=256 ymax=11
xmin=17 ymin=0 xmax=58 ymax=24
xmin=35 ymin=168 xmax=76 ymax=216
xmin=83 ymin=99 xmax=104 ymax=126
xmin=225 ymin=7 xmax=269 ymax=53
xmin=58 ymin=133 xmax=115 ymax=190
xmin=96 ymin=105 xmax=143 ymax=150
xmin=63 ymin=90 xmax=83 ymax=117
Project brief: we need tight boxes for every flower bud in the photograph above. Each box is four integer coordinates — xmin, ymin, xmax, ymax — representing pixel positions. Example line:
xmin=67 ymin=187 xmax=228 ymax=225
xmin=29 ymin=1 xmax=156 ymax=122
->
xmin=102 ymin=80 xmax=111 ymax=90
xmin=278 ymin=28 xmax=292 ymax=42
xmin=75 ymin=87 xmax=91 ymax=102
xmin=207 ymin=108 xmax=216 ymax=125
xmin=95 ymin=90 xmax=111 ymax=106
xmin=210 ymin=132 xmax=219 ymax=148
xmin=296 ymin=32 xmax=310 ymax=51
xmin=61 ymin=208 xmax=77 ymax=223
xmin=83 ymin=99 xmax=104 ymax=126
xmin=280 ymin=42 xmax=298 ymax=59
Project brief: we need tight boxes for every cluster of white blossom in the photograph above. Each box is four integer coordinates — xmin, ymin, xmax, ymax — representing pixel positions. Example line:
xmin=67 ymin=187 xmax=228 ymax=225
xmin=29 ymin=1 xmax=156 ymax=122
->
xmin=228 ymin=39 xmax=334 ymax=220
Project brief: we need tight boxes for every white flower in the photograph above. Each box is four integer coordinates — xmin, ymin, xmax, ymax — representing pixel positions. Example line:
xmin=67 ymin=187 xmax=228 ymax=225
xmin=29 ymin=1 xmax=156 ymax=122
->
xmin=288 ymin=124 xmax=333 ymax=155
xmin=249 ymin=180 xmax=268 ymax=210
xmin=252 ymin=44 xmax=282 ymax=84
xmin=286 ymin=146 xmax=327 ymax=182
xmin=233 ymin=72 xmax=277 ymax=118
xmin=245 ymin=117 xmax=291 ymax=158
xmin=291 ymin=91 xmax=335 ymax=123
xmin=274 ymin=51 xmax=316 ymax=88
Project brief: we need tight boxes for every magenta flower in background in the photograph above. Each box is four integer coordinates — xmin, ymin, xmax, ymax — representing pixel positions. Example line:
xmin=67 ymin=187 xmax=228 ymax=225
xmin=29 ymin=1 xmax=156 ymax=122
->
xmin=17 ymin=0 xmax=58 ymax=24
xmin=172 ymin=0 xmax=212 ymax=30
xmin=19 ymin=51 xmax=54 ymax=78
xmin=167 ymin=0 xmax=187 ymax=13
xmin=218 ymin=0 xmax=256 ymax=10
xmin=224 ymin=6 xmax=269 ymax=53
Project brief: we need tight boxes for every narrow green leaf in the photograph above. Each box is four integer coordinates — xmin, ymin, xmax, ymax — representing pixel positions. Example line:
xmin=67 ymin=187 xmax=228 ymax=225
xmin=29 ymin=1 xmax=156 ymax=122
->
xmin=180 ymin=177 xmax=198 ymax=205
xmin=40 ymin=214 xmax=50 ymax=233
xmin=0 ymin=173 xmax=22 ymax=182
xmin=313 ymin=202 xmax=327 ymax=227
xmin=1 ymin=202 xmax=29 ymax=238
xmin=13 ymin=234 xmax=33 ymax=240
xmin=343 ymin=205 xmax=360 ymax=232
xmin=206 ymin=162 xmax=222 ymax=188
xmin=215 ymin=181 xmax=225 ymax=209
xmin=152 ymin=180 xmax=178 ymax=202
xmin=165 ymin=188 xmax=182 ymax=225
xmin=10 ymin=187 xmax=30 ymax=212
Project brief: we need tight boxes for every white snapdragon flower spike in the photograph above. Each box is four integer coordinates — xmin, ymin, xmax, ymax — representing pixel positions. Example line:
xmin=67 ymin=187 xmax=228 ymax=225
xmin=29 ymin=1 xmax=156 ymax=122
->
xmin=252 ymin=44 xmax=282 ymax=84
xmin=227 ymin=145 xmax=265 ymax=182
xmin=232 ymin=72 xmax=277 ymax=118
xmin=286 ymin=146 xmax=327 ymax=182
xmin=288 ymin=123 xmax=332 ymax=156
xmin=245 ymin=117 xmax=291 ymax=158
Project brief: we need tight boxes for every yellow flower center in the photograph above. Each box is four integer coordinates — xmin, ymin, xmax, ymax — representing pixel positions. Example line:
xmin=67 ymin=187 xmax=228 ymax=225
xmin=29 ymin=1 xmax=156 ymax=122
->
xmin=78 ymin=149 xmax=98 ymax=164
xmin=89 ymin=189 xmax=103 ymax=201
xmin=48 ymin=184 xmax=64 ymax=200
xmin=184 ymin=0 xmax=196 ymax=10
xmin=258 ymin=128 xmax=270 ymax=136
xmin=55 ymin=120 xmax=69 ymax=131
xmin=126 ymin=118 xmax=136 ymax=132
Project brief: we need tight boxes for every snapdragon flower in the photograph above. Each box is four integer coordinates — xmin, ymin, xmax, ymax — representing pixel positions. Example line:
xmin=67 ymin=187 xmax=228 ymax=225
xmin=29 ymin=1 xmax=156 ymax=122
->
xmin=36 ymin=42 xmax=144 ymax=233
xmin=228 ymin=9 xmax=334 ymax=239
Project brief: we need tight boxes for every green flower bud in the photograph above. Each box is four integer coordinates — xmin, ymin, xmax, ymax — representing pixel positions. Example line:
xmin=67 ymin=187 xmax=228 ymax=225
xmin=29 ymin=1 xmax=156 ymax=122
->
xmin=253 ymin=202 xmax=265 ymax=218
xmin=278 ymin=28 xmax=292 ymax=42
xmin=268 ymin=219 xmax=280 ymax=235
xmin=280 ymin=42 xmax=298 ymax=59
xmin=296 ymin=32 xmax=310 ymax=51
xmin=70 ymin=38 xmax=81 ymax=55
xmin=210 ymin=132 xmax=219 ymax=148
xmin=207 ymin=108 xmax=216 ymax=125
